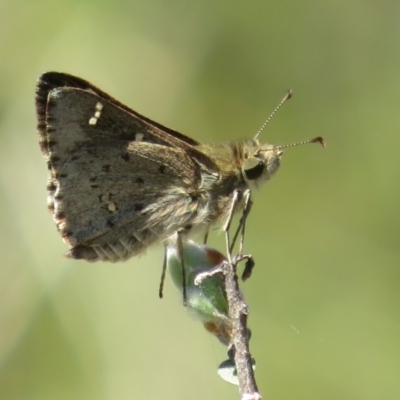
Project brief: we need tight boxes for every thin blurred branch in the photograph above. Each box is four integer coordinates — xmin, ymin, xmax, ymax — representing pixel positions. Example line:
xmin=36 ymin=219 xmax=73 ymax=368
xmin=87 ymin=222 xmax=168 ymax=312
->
xmin=196 ymin=254 xmax=261 ymax=400
xmin=225 ymin=255 xmax=261 ymax=400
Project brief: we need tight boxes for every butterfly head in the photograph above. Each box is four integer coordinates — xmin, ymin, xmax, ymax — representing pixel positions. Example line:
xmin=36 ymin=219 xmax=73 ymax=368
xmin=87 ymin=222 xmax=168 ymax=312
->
xmin=241 ymin=141 xmax=282 ymax=188
xmin=241 ymin=137 xmax=325 ymax=189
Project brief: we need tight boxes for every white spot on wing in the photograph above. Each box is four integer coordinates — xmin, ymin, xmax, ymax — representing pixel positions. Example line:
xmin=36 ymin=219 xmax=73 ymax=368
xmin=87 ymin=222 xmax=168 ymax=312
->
xmin=135 ymin=132 xmax=144 ymax=141
xmin=108 ymin=202 xmax=117 ymax=212
xmin=88 ymin=101 xmax=104 ymax=125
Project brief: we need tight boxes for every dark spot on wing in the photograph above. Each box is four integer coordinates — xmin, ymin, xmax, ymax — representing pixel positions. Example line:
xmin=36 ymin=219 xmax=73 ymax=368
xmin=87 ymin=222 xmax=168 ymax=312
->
xmin=47 ymin=140 xmax=57 ymax=148
xmin=121 ymin=153 xmax=130 ymax=162
xmin=61 ymin=230 xmax=74 ymax=239
xmin=134 ymin=204 xmax=144 ymax=212
xmin=47 ymin=182 xmax=57 ymax=191
xmin=50 ymin=155 xmax=60 ymax=163
xmin=67 ymin=245 xmax=98 ymax=261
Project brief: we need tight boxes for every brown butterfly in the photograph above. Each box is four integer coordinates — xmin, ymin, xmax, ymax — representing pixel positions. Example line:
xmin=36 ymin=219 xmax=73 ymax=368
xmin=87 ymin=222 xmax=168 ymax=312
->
xmin=36 ymin=72 xmax=325 ymax=263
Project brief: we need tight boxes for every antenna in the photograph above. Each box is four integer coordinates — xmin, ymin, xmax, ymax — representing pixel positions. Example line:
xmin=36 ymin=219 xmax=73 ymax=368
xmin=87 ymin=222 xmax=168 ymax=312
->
xmin=274 ymin=136 xmax=326 ymax=150
xmin=254 ymin=89 xmax=293 ymax=141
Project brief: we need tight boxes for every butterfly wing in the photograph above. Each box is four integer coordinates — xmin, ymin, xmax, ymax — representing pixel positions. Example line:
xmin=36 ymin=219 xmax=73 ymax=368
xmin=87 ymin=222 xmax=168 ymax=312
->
xmin=36 ymin=73 xmax=218 ymax=262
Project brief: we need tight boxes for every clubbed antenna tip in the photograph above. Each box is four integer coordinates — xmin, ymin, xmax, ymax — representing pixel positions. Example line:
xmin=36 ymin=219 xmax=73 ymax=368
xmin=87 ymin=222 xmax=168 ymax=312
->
xmin=310 ymin=136 xmax=326 ymax=148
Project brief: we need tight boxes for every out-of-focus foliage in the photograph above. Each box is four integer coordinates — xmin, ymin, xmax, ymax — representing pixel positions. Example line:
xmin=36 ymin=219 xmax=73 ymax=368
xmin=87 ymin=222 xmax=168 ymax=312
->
xmin=0 ymin=1 xmax=399 ymax=399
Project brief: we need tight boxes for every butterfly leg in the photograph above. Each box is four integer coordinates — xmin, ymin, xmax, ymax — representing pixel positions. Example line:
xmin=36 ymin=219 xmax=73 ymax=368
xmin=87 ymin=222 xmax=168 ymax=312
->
xmin=228 ymin=190 xmax=252 ymax=254
xmin=238 ymin=190 xmax=255 ymax=280
xmin=222 ymin=189 xmax=242 ymax=263
xmin=159 ymin=230 xmax=188 ymax=305
xmin=241 ymin=257 xmax=255 ymax=281
xmin=158 ymin=246 xmax=168 ymax=299
xmin=227 ymin=189 xmax=255 ymax=281
xmin=236 ymin=189 xmax=253 ymax=255
xmin=176 ymin=228 xmax=188 ymax=306
xmin=203 ymin=231 xmax=209 ymax=244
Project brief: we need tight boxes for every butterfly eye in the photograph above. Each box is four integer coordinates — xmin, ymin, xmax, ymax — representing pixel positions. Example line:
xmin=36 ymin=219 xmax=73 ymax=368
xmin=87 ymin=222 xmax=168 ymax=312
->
xmin=243 ymin=157 xmax=264 ymax=180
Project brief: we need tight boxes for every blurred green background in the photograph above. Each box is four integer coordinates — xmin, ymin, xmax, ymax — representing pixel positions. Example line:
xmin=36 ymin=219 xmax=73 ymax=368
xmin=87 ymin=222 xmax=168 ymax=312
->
xmin=1 ymin=1 xmax=399 ymax=399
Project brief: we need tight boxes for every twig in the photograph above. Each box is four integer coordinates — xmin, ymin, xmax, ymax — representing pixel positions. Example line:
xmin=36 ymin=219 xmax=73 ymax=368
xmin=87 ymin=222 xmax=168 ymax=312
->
xmin=195 ymin=254 xmax=261 ymax=400
xmin=225 ymin=255 xmax=261 ymax=400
